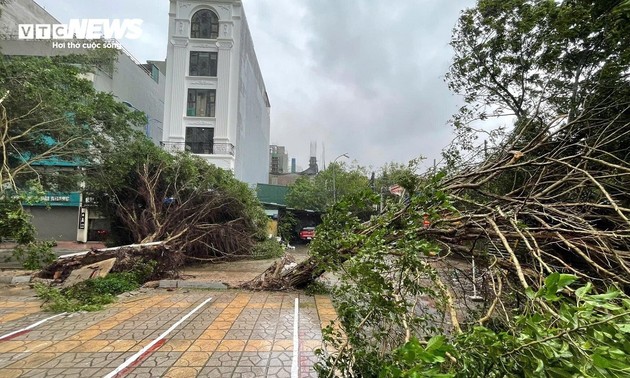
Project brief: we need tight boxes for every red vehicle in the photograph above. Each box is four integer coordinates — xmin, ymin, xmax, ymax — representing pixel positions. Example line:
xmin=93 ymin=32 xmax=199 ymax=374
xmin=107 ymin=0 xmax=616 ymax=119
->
xmin=299 ymin=226 xmax=316 ymax=241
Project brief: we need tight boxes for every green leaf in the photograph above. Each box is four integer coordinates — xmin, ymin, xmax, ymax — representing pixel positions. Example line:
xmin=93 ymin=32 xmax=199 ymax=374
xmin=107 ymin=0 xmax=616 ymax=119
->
xmin=575 ymin=282 xmax=593 ymax=298
xmin=534 ymin=358 xmax=544 ymax=373
xmin=592 ymin=354 xmax=612 ymax=369
xmin=425 ymin=335 xmax=445 ymax=352
xmin=556 ymin=274 xmax=577 ymax=290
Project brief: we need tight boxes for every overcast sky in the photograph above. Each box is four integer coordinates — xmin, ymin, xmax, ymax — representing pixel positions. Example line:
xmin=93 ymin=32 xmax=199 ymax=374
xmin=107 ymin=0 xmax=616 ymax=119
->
xmin=34 ymin=0 xmax=476 ymax=172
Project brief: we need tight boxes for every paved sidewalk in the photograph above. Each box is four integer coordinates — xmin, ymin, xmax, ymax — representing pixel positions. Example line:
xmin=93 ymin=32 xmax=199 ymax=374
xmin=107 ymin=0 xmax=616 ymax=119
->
xmin=0 ymin=290 xmax=336 ymax=377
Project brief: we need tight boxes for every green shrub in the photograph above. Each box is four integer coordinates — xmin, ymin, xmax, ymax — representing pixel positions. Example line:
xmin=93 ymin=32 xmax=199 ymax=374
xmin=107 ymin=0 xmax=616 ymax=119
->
xmin=35 ymin=261 xmax=156 ymax=312
xmin=318 ymin=274 xmax=630 ymax=377
xmin=11 ymin=241 xmax=56 ymax=269
xmin=304 ymin=281 xmax=330 ymax=296
xmin=252 ymin=238 xmax=284 ymax=259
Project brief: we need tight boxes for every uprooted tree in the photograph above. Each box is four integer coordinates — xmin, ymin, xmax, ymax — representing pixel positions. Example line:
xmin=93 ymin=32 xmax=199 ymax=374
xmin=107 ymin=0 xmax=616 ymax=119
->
xmin=41 ymin=139 xmax=270 ymax=279
xmin=58 ymin=139 xmax=270 ymax=276
xmin=243 ymin=0 xmax=630 ymax=375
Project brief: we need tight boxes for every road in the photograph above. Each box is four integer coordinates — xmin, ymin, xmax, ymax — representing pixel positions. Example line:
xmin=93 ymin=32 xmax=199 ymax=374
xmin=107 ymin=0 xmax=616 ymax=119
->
xmin=0 ymin=289 xmax=336 ymax=377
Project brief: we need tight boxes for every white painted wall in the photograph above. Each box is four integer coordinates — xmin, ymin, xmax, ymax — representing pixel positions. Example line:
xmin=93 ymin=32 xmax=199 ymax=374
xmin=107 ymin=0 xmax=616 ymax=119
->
xmin=0 ymin=0 xmax=59 ymax=37
xmin=235 ymin=12 xmax=270 ymax=185
xmin=162 ymin=0 xmax=270 ymax=185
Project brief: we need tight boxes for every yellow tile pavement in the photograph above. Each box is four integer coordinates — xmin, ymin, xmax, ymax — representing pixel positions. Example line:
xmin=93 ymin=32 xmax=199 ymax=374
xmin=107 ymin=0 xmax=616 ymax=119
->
xmin=187 ymin=339 xmax=220 ymax=352
xmin=172 ymin=351 xmax=212 ymax=367
xmin=244 ymin=339 xmax=273 ymax=352
xmin=216 ymin=339 xmax=246 ymax=352
xmin=4 ymin=352 xmax=61 ymax=369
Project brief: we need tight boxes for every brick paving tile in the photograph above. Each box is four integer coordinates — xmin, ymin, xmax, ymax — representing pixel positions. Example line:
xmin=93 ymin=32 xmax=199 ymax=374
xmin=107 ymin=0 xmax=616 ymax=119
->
xmin=268 ymin=351 xmax=293 ymax=366
xmin=205 ymin=351 xmax=242 ymax=367
xmin=123 ymin=366 xmax=169 ymax=378
xmin=266 ymin=365 xmax=293 ymax=378
xmin=232 ymin=365 xmax=268 ymax=377
xmin=172 ymin=351 xmax=212 ymax=367
xmin=0 ymin=290 xmax=339 ymax=376
xmin=163 ymin=366 xmax=201 ymax=377
xmin=198 ymin=365 xmax=237 ymax=376
xmin=0 ymin=369 xmax=24 ymax=378
xmin=37 ymin=352 xmax=94 ymax=369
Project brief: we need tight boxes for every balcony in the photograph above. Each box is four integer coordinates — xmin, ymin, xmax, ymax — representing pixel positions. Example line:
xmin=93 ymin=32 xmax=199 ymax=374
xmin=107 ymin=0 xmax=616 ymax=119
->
xmin=160 ymin=141 xmax=234 ymax=156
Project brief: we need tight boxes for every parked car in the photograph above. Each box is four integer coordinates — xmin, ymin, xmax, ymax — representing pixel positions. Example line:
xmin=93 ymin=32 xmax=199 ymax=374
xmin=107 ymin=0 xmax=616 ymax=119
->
xmin=299 ymin=226 xmax=316 ymax=242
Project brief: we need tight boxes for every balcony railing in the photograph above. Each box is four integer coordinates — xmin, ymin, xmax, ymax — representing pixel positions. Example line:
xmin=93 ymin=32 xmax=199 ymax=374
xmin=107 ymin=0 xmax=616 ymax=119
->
xmin=160 ymin=141 xmax=235 ymax=156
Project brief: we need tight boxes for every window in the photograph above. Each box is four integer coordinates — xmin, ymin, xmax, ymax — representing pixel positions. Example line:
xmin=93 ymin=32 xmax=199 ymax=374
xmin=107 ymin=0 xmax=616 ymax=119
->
xmin=189 ymin=52 xmax=218 ymax=77
xmin=191 ymin=9 xmax=219 ymax=39
xmin=187 ymin=89 xmax=216 ymax=117
xmin=185 ymin=127 xmax=214 ymax=154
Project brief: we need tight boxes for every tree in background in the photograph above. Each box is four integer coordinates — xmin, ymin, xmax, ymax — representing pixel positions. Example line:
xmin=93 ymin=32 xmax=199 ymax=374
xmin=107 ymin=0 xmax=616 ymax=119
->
xmin=0 ymin=53 xmax=143 ymax=192
xmin=286 ymin=162 xmax=372 ymax=212
xmin=0 ymin=52 xmax=143 ymax=266
xmin=445 ymin=0 xmax=630 ymax=165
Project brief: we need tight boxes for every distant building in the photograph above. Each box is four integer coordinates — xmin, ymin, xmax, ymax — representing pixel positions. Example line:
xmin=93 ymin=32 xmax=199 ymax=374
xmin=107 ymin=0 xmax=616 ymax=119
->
xmin=269 ymin=145 xmax=320 ymax=186
xmin=161 ymin=0 xmax=271 ymax=185
xmin=269 ymin=145 xmax=289 ymax=174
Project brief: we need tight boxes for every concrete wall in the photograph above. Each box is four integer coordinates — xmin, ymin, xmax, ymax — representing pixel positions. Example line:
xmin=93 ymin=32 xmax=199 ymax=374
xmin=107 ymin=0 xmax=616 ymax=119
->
xmin=0 ymin=0 xmax=59 ymax=38
xmin=234 ymin=11 xmax=270 ymax=185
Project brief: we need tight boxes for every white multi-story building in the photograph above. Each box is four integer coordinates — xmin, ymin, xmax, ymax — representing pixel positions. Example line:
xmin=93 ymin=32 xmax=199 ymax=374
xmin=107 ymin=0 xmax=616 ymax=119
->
xmin=162 ymin=0 xmax=271 ymax=185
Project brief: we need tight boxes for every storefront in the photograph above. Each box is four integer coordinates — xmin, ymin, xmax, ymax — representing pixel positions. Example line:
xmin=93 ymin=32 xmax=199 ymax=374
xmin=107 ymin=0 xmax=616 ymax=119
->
xmin=24 ymin=192 xmax=82 ymax=241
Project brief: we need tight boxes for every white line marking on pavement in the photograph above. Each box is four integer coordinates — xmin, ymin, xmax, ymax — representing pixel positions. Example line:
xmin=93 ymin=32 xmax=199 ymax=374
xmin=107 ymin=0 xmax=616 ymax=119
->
xmin=292 ymin=296 xmax=300 ymax=378
xmin=0 ymin=312 xmax=67 ymax=341
xmin=103 ymin=296 xmax=213 ymax=378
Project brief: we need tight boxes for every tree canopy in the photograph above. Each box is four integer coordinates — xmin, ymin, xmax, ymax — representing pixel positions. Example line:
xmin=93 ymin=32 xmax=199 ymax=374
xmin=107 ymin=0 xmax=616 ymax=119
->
xmin=285 ymin=162 xmax=372 ymax=212
xmin=0 ymin=52 xmax=143 ymax=247
xmin=0 ymin=52 xmax=144 ymax=192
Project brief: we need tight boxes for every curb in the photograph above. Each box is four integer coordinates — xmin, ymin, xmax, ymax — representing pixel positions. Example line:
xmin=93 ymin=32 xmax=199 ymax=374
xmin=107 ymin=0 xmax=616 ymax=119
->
xmin=158 ymin=280 xmax=228 ymax=290
xmin=0 ymin=275 xmax=32 ymax=285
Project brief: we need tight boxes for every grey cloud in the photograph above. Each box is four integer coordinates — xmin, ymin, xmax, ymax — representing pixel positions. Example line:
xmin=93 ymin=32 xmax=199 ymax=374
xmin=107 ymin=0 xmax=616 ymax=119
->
xmin=287 ymin=0 xmax=476 ymax=168
xmin=33 ymin=0 xmax=476 ymax=172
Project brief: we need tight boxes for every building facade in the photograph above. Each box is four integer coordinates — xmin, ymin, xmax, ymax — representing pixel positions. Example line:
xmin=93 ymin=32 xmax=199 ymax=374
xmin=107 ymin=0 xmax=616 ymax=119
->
xmin=0 ymin=0 xmax=166 ymax=241
xmin=269 ymin=145 xmax=289 ymax=174
xmin=162 ymin=0 xmax=271 ymax=186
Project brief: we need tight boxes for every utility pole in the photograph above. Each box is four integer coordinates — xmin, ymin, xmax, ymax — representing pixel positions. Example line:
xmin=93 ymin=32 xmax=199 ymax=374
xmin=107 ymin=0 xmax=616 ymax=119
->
xmin=332 ymin=153 xmax=349 ymax=204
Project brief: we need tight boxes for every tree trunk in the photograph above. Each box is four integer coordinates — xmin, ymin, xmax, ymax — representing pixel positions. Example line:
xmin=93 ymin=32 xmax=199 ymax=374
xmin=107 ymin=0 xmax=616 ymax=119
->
xmin=240 ymin=254 xmax=326 ymax=290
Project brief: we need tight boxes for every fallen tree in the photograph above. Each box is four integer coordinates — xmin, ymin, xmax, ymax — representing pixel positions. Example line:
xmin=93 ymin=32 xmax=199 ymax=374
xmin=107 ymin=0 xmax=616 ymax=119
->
xmin=86 ymin=139 xmax=268 ymax=273
xmin=38 ymin=242 xmax=181 ymax=281
xmin=249 ymin=1 xmax=630 ymax=375
xmin=243 ymin=106 xmax=630 ymax=293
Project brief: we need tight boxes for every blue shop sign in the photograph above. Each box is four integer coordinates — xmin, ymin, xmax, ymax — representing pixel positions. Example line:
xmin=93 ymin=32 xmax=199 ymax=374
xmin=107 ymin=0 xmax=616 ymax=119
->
xmin=31 ymin=192 xmax=82 ymax=207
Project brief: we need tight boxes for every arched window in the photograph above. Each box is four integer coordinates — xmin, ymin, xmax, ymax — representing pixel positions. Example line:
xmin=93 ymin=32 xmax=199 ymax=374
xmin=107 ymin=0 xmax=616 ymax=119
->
xmin=191 ymin=9 xmax=219 ymax=39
